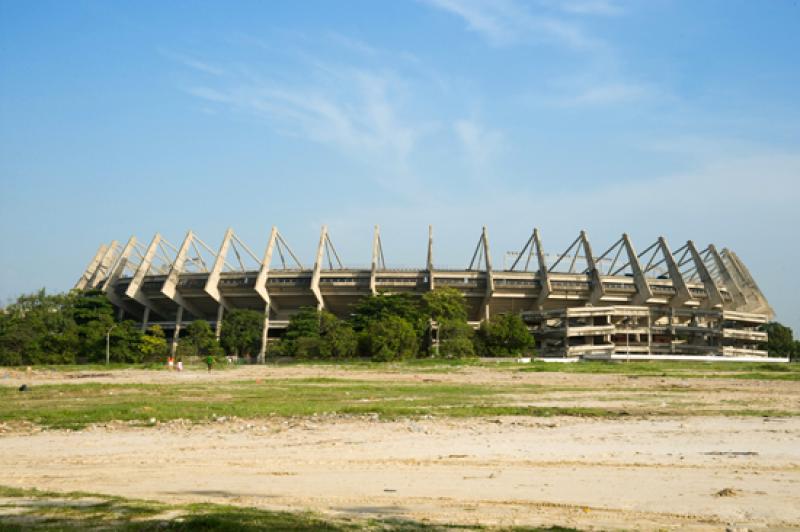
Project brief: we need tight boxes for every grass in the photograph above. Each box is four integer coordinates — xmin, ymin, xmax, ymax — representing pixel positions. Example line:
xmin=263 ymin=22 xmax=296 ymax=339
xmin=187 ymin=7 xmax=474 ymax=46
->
xmin=0 ymin=486 xmax=579 ymax=531
xmin=1 ymin=373 xmax=796 ymax=429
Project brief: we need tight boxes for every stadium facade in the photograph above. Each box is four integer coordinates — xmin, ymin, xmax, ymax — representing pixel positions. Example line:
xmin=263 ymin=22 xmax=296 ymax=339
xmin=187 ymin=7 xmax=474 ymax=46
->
xmin=75 ymin=226 xmax=774 ymax=361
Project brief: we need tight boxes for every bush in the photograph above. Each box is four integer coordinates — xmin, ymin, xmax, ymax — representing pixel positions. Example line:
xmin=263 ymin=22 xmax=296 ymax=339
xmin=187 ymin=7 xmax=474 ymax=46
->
xmin=220 ymin=309 xmax=263 ymax=358
xmin=361 ymin=315 xmax=418 ymax=361
xmin=475 ymin=313 xmax=534 ymax=357
xmin=437 ymin=319 xmax=475 ymax=359
xmin=279 ymin=308 xmax=358 ymax=360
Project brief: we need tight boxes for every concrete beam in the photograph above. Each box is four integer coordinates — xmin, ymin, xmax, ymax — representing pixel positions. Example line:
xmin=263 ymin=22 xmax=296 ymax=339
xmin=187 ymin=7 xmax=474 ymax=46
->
xmin=687 ymin=240 xmax=723 ymax=309
xmin=658 ymin=237 xmax=693 ymax=308
xmin=311 ymin=226 xmax=327 ymax=309
xmin=534 ymin=229 xmax=552 ymax=308
xmin=622 ymin=234 xmax=653 ymax=305
xmin=162 ymin=230 xmax=207 ymax=319
xmin=481 ymin=226 xmax=494 ymax=320
xmin=88 ymin=240 xmax=119 ymax=289
xmin=204 ymin=228 xmax=233 ymax=310
xmin=707 ymin=244 xmax=747 ymax=309
xmin=370 ymin=225 xmax=380 ymax=295
xmin=75 ymin=244 xmax=108 ymax=290
xmin=125 ymin=234 xmax=162 ymax=312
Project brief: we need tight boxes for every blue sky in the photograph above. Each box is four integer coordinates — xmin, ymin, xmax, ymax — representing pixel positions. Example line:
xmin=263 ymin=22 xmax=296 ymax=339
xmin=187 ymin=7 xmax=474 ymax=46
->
xmin=1 ymin=0 xmax=799 ymax=330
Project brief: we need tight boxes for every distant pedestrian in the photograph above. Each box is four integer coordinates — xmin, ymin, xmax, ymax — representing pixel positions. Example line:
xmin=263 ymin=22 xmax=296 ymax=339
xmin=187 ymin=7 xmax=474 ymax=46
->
xmin=167 ymin=356 xmax=174 ymax=370
xmin=205 ymin=356 xmax=215 ymax=373
xmin=176 ymin=360 xmax=183 ymax=372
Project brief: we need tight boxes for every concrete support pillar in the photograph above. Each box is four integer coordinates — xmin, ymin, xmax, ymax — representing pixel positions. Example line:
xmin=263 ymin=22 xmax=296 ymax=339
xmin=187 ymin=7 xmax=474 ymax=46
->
xmin=258 ymin=301 xmax=270 ymax=364
xmin=427 ymin=225 xmax=434 ymax=290
xmin=171 ymin=306 xmax=184 ymax=356
xmin=215 ymin=304 xmax=224 ymax=340
xmin=141 ymin=307 xmax=150 ymax=332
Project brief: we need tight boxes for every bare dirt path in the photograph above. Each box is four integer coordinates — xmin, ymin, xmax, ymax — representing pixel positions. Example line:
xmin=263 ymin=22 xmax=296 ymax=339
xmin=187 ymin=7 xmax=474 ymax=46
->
xmin=2 ymin=415 xmax=799 ymax=530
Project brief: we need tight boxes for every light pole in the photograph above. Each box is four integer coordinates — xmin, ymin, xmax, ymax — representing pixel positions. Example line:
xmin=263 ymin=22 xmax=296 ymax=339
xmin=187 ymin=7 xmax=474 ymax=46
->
xmin=106 ymin=324 xmax=117 ymax=365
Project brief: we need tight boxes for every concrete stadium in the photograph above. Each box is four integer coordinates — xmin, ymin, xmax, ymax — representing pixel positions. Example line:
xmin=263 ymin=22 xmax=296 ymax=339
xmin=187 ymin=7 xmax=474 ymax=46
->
xmin=75 ymin=226 xmax=775 ymax=361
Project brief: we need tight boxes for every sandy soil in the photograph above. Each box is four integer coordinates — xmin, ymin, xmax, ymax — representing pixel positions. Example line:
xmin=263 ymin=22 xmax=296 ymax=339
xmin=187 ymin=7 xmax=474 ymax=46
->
xmin=2 ymin=366 xmax=799 ymax=529
xmin=1 ymin=414 xmax=799 ymax=530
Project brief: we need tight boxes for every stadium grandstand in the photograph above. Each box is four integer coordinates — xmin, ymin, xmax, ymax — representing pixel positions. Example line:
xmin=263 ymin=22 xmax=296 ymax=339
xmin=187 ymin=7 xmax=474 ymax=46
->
xmin=75 ymin=226 xmax=774 ymax=362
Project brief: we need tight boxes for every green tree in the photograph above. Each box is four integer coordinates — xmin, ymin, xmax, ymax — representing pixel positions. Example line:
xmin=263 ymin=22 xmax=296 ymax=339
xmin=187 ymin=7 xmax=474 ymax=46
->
xmin=351 ymin=294 xmax=426 ymax=335
xmin=0 ymin=289 xmax=80 ymax=365
xmin=278 ymin=308 xmax=357 ymax=360
xmin=475 ymin=313 xmax=534 ymax=357
xmin=361 ymin=315 xmax=418 ymax=361
xmin=436 ymin=319 xmax=475 ymax=359
xmin=760 ymin=322 xmax=797 ymax=359
xmin=177 ymin=320 xmax=222 ymax=360
xmin=318 ymin=312 xmax=358 ymax=359
xmin=423 ymin=287 xmax=468 ymax=323
xmin=220 ymin=309 xmax=263 ymax=358
xmin=140 ymin=325 xmax=168 ymax=362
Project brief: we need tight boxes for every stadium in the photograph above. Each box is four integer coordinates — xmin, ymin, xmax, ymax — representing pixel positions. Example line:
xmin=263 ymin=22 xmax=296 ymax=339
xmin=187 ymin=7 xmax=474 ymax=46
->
xmin=75 ymin=226 xmax=774 ymax=361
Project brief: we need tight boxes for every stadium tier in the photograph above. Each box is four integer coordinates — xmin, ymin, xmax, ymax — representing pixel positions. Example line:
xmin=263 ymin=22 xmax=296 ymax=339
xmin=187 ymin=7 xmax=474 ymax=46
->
xmin=76 ymin=226 xmax=774 ymax=361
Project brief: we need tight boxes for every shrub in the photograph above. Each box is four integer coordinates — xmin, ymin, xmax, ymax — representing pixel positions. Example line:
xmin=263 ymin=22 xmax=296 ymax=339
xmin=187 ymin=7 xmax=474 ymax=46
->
xmin=361 ymin=315 xmax=418 ymax=361
xmin=475 ymin=313 xmax=534 ymax=357
xmin=437 ymin=319 xmax=475 ymax=359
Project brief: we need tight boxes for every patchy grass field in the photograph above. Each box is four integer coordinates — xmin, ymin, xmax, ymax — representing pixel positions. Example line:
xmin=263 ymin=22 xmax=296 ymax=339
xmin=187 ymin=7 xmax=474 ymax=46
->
xmin=1 ymin=360 xmax=798 ymax=429
xmin=1 ymin=361 xmax=799 ymax=530
xmin=0 ymin=486 xmax=577 ymax=531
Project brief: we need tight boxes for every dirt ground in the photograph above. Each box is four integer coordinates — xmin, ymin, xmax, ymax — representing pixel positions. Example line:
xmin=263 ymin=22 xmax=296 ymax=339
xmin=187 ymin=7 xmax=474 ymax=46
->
xmin=1 ymin=366 xmax=799 ymax=530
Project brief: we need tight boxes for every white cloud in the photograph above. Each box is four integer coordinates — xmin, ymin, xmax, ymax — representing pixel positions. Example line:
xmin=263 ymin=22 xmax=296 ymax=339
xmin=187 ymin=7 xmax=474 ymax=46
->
xmin=453 ymin=119 xmax=504 ymax=167
xmin=188 ymin=67 xmax=423 ymax=164
xmin=559 ymin=81 xmax=652 ymax=106
xmin=424 ymin=0 xmax=600 ymax=49
xmin=159 ymin=49 xmax=225 ymax=76
xmin=554 ymin=0 xmax=623 ymax=16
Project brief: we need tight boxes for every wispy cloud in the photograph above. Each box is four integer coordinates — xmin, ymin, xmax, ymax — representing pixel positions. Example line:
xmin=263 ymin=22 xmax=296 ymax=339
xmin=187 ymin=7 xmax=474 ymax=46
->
xmin=158 ymin=49 xmax=226 ymax=76
xmin=551 ymin=0 xmax=624 ymax=16
xmin=557 ymin=81 xmax=653 ymax=106
xmin=188 ymin=68 xmax=422 ymax=163
xmin=453 ymin=119 xmax=504 ymax=168
xmin=424 ymin=0 xmax=600 ymax=49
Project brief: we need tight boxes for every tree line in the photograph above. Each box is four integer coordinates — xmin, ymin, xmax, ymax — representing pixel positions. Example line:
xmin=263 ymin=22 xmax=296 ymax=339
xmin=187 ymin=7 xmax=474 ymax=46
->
xmin=0 ymin=287 xmax=536 ymax=365
xmin=2 ymin=288 xmax=797 ymax=366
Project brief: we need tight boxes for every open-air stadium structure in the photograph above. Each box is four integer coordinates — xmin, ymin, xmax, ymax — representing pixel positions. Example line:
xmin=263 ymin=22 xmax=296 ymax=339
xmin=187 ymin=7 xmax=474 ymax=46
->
xmin=75 ymin=226 xmax=776 ymax=362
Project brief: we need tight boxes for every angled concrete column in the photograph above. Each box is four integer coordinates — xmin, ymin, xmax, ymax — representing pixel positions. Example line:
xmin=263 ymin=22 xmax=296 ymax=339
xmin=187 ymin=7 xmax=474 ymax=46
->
xmin=204 ymin=228 xmax=234 ymax=310
xmin=534 ymin=229 xmax=552 ymax=308
xmin=481 ymin=226 xmax=494 ymax=321
xmin=311 ymin=226 xmax=327 ymax=309
xmin=707 ymin=244 xmax=746 ymax=308
xmin=88 ymin=240 xmax=119 ymax=289
xmin=75 ymin=244 xmax=108 ymax=290
xmin=658 ymin=237 xmax=693 ymax=308
xmin=622 ymin=234 xmax=653 ymax=305
xmin=125 ymin=234 xmax=162 ymax=312
xmin=162 ymin=230 xmax=206 ymax=319
xmin=687 ymin=240 xmax=723 ymax=309
xmin=256 ymin=228 xmax=277 ymax=363
xmin=581 ymin=231 xmax=605 ymax=305
xmin=370 ymin=225 xmax=380 ymax=295
xmin=101 ymin=236 xmax=142 ymax=318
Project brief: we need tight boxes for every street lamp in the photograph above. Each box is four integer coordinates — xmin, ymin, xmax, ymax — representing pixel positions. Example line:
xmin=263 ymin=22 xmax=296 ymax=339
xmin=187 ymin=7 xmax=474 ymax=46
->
xmin=106 ymin=324 xmax=117 ymax=365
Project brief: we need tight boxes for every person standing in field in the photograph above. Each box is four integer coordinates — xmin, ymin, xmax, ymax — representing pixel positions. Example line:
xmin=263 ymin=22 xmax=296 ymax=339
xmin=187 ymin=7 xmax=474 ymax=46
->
xmin=205 ymin=355 xmax=214 ymax=373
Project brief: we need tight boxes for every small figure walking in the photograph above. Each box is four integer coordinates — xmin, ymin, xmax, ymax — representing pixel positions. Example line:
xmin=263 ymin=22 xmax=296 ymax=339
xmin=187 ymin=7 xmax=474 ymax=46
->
xmin=205 ymin=355 xmax=214 ymax=373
